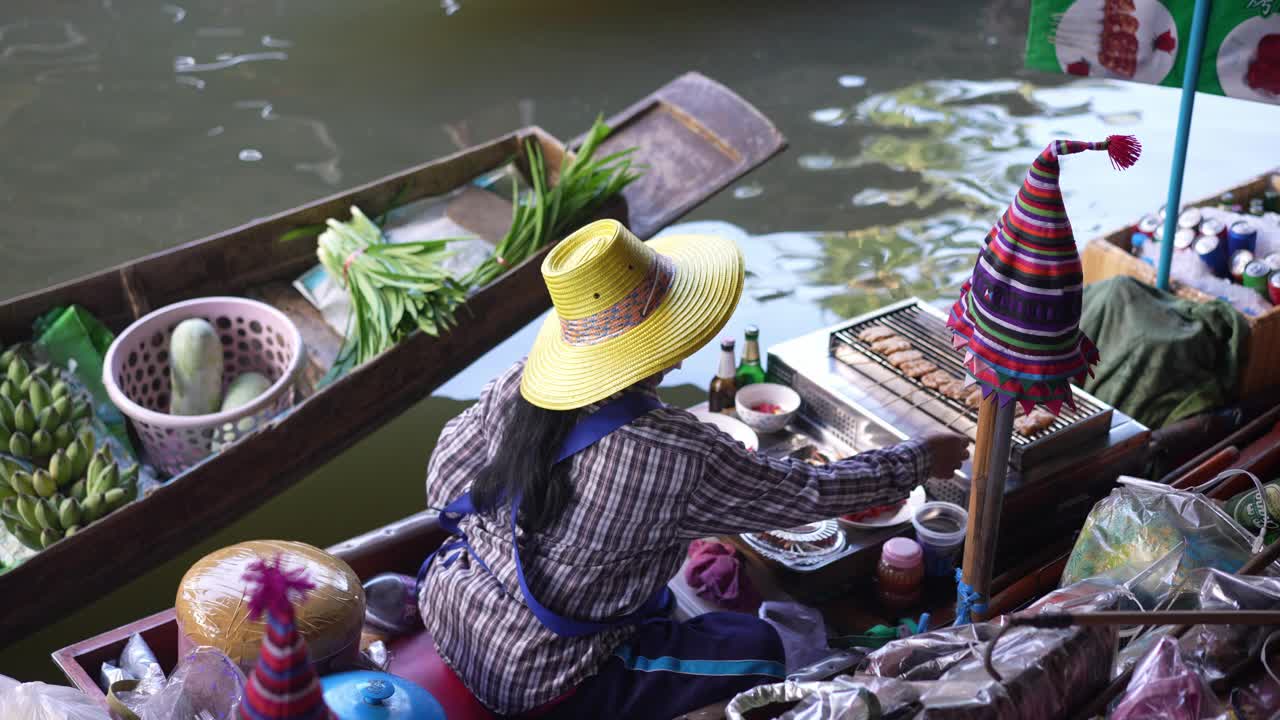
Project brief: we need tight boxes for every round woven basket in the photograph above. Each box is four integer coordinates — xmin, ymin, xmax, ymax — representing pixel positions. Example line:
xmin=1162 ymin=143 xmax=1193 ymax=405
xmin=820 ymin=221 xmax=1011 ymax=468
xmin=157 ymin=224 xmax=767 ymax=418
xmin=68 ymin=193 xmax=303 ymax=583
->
xmin=103 ymin=297 xmax=304 ymax=476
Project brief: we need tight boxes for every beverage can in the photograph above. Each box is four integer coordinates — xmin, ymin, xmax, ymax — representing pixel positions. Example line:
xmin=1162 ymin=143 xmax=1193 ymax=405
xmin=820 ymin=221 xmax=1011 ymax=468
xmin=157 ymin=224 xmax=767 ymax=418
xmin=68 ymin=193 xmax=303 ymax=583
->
xmin=1270 ymin=272 xmax=1280 ymax=305
xmin=1200 ymin=218 xmax=1227 ymax=240
xmin=1225 ymin=482 xmax=1280 ymax=532
xmin=1243 ymin=261 xmax=1271 ymax=295
xmin=1231 ymin=250 xmax=1256 ymax=282
xmin=1264 ymin=253 xmax=1280 ymax=273
xmin=1250 ymin=198 xmax=1266 ymax=217
xmin=1177 ymin=208 xmax=1202 ymax=231
xmin=1136 ymin=215 xmax=1161 ymax=237
xmin=1195 ymin=235 xmax=1227 ymax=277
xmin=1173 ymin=228 xmax=1196 ymax=251
xmin=1227 ymin=219 xmax=1258 ymax=255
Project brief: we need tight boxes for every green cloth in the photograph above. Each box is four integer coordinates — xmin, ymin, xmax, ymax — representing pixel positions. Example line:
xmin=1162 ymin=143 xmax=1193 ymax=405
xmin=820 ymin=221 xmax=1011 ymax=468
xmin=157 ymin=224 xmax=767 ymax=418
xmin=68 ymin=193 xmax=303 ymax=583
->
xmin=1079 ymin=276 xmax=1249 ymax=429
xmin=32 ymin=305 xmax=134 ymax=453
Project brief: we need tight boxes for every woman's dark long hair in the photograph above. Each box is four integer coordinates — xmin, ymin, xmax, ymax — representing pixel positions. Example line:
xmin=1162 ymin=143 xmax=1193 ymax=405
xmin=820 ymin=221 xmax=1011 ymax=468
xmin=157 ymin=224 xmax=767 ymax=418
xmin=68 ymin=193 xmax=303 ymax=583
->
xmin=471 ymin=392 xmax=579 ymax=533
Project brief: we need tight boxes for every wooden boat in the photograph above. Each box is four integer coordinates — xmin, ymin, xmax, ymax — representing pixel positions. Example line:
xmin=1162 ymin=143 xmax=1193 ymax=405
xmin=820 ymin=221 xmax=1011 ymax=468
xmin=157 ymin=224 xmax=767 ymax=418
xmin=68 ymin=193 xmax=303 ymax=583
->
xmin=0 ymin=71 xmax=786 ymax=648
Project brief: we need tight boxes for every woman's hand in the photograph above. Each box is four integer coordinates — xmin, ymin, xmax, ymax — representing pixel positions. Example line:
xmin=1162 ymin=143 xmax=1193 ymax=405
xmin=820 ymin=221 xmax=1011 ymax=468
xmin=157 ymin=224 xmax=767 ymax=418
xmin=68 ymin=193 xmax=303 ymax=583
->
xmin=922 ymin=432 xmax=970 ymax=478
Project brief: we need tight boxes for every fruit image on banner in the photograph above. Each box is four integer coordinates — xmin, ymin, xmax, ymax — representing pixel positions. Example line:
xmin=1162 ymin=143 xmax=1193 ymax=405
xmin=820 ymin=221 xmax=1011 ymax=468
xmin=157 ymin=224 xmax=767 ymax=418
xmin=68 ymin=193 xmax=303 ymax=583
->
xmin=1027 ymin=0 xmax=1280 ymax=105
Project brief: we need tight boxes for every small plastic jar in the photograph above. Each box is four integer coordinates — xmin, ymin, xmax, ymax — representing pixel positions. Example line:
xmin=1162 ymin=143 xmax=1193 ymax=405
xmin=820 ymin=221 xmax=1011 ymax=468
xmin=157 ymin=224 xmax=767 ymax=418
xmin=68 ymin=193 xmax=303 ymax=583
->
xmin=877 ymin=537 xmax=924 ymax=610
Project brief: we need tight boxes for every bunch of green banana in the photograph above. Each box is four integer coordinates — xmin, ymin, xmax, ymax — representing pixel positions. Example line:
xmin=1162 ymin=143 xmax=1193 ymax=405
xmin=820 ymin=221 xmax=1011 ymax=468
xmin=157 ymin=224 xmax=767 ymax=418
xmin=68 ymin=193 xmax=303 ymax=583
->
xmin=0 ymin=354 xmax=90 ymax=464
xmin=0 ymin=432 xmax=139 ymax=551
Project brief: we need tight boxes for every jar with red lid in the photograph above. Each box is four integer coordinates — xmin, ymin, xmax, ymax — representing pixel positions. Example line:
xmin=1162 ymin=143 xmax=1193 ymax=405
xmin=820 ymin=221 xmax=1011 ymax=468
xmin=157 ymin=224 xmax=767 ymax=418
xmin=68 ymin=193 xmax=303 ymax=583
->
xmin=877 ymin=537 xmax=924 ymax=610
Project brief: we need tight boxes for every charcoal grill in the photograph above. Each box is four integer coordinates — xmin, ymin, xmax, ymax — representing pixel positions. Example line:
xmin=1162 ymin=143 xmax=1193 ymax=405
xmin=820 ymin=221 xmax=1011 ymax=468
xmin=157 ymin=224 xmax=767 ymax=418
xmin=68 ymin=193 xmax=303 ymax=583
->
xmin=766 ymin=298 xmax=1118 ymax=507
xmin=827 ymin=300 xmax=1114 ymax=471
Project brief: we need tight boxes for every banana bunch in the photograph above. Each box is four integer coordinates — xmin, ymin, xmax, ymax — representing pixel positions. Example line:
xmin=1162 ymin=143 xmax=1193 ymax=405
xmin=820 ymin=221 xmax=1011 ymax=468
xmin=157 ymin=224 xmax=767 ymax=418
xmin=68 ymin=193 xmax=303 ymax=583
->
xmin=0 ymin=349 xmax=91 ymax=463
xmin=0 ymin=346 xmax=138 ymax=551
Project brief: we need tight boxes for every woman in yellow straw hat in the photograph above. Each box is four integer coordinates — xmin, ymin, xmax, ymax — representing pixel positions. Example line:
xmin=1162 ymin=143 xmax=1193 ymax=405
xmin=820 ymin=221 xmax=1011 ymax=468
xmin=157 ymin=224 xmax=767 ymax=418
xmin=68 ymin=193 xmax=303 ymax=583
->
xmin=416 ymin=220 xmax=968 ymax=718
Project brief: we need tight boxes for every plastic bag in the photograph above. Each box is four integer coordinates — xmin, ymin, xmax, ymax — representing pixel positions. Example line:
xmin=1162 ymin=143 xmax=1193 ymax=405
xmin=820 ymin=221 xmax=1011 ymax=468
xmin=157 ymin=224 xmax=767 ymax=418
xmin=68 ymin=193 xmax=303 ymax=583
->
xmin=1111 ymin=636 xmax=1227 ymax=720
xmin=862 ymin=581 xmax=1120 ymax=720
xmin=362 ymin=572 xmax=421 ymax=637
xmin=1118 ymin=568 xmax=1280 ymax=686
xmin=111 ymin=646 xmax=246 ymax=720
xmin=725 ymin=674 xmax=919 ymax=720
xmin=0 ymin=674 xmax=111 ymax=720
xmin=120 ymin=633 xmax=166 ymax=697
xmin=1062 ymin=483 xmax=1263 ymax=610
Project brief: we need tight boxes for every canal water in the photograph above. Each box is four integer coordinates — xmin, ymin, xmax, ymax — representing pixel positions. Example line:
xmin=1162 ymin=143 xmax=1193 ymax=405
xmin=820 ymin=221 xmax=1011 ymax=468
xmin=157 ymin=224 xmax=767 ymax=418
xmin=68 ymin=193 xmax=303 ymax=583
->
xmin=2 ymin=0 xmax=1280 ymax=680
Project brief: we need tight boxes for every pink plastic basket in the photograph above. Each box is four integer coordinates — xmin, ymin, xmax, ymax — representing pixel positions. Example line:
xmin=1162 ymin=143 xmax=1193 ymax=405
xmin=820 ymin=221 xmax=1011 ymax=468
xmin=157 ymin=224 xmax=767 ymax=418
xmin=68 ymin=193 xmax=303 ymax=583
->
xmin=103 ymin=297 xmax=304 ymax=476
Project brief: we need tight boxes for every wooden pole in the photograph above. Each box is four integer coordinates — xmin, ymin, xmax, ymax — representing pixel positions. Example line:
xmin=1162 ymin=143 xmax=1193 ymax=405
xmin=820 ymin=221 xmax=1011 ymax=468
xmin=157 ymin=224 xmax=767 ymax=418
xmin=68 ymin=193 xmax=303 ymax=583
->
xmin=959 ymin=394 xmax=1016 ymax=622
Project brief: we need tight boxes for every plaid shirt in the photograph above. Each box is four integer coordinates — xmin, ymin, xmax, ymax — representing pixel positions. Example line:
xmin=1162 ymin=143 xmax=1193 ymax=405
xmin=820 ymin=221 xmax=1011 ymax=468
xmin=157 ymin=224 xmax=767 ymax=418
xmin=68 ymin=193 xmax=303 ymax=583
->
xmin=420 ymin=360 xmax=930 ymax=714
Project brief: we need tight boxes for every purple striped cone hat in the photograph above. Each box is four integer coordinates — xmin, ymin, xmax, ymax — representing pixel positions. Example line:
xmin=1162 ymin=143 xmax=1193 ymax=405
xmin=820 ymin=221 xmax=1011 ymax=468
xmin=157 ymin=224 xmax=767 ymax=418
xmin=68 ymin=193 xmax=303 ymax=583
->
xmin=947 ymin=135 xmax=1140 ymax=415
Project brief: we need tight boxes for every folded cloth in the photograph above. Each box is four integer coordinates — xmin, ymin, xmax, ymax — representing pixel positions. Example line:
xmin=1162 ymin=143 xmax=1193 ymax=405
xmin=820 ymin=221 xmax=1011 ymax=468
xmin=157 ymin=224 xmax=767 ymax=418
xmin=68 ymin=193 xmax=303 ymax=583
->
xmin=685 ymin=539 xmax=759 ymax=612
xmin=1080 ymin=276 xmax=1248 ymax=429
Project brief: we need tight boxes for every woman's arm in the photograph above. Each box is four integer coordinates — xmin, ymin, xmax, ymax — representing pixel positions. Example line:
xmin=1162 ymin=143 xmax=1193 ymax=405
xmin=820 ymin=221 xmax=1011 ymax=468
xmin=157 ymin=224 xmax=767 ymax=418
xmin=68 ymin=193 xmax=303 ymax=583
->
xmin=678 ymin=429 xmax=937 ymax=538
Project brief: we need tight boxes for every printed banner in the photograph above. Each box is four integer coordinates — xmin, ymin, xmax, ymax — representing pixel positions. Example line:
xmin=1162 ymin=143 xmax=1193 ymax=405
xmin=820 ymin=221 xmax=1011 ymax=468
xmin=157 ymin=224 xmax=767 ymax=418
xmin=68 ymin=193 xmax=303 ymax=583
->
xmin=1026 ymin=0 xmax=1280 ymax=105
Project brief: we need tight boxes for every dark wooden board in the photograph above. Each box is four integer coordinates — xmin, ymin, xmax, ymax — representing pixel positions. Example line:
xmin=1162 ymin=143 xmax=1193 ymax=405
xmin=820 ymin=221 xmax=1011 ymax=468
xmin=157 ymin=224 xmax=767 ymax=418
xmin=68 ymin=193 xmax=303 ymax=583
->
xmin=2 ymin=72 xmax=787 ymax=647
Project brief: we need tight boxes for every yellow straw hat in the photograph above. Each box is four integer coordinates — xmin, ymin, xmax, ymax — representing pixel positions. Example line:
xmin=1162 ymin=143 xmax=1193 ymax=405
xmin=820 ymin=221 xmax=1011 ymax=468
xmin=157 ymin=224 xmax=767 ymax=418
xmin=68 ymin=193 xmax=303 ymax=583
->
xmin=521 ymin=219 xmax=744 ymax=410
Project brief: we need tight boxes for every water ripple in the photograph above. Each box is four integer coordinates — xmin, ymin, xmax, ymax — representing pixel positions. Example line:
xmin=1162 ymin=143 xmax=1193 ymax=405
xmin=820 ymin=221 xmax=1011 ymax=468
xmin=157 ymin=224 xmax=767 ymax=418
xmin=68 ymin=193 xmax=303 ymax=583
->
xmin=174 ymin=51 xmax=287 ymax=73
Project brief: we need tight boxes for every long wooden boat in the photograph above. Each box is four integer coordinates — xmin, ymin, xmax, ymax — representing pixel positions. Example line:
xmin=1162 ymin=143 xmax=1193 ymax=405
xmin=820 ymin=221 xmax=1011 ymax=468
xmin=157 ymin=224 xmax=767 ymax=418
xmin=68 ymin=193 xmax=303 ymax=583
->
xmin=0 ymin=72 xmax=786 ymax=647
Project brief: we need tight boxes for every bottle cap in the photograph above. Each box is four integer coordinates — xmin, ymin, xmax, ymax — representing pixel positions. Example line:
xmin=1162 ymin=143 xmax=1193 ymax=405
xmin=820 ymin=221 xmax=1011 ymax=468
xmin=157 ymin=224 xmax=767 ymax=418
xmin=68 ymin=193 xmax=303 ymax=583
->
xmin=881 ymin=537 xmax=923 ymax=568
xmin=721 ymin=338 xmax=735 ymax=349
xmin=745 ymin=325 xmax=759 ymax=338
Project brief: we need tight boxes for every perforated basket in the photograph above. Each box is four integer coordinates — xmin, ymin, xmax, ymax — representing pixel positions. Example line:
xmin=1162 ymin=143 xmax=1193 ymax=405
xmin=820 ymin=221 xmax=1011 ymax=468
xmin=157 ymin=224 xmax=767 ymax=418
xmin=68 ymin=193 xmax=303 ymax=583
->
xmin=103 ymin=297 xmax=304 ymax=476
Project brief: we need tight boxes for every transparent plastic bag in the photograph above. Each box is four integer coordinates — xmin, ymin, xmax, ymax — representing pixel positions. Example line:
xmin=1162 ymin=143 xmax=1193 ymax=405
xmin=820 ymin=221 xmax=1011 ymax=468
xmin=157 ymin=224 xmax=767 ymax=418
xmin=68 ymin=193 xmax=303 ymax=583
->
xmin=112 ymin=646 xmax=246 ymax=720
xmin=0 ymin=674 xmax=111 ymax=720
xmin=1062 ymin=483 xmax=1264 ymax=610
xmin=861 ymin=581 xmax=1121 ymax=720
xmin=725 ymin=674 xmax=919 ymax=720
xmin=1111 ymin=636 xmax=1227 ymax=720
xmin=1117 ymin=568 xmax=1280 ymax=685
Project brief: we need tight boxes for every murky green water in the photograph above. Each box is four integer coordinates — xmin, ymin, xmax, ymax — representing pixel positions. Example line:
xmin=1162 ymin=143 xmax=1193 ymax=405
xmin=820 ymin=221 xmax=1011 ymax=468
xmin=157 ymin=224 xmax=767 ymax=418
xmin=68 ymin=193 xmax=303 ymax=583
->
xmin=3 ymin=0 xmax=1280 ymax=681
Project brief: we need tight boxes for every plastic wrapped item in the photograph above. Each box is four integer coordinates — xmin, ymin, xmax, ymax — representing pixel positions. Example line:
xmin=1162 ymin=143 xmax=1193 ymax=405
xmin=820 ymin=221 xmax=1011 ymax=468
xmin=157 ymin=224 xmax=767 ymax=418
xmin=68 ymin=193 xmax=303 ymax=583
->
xmin=362 ymin=572 xmax=421 ymax=637
xmin=1229 ymin=663 xmax=1280 ymax=720
xmin=98 ymin=660 xmax=135 ymax=693
xmin=863 ymin=581 xmax=1120 ymax=720
xmin=109 ymin=646 xmax=246 ymax=720
xmin=1061 ymin=483 xmax=1262 ymax=610
xmin=1118 ymin=568 xmax=1280 ymax=685
xmin=725 ymin=674 xmax=920 ymax=720
xmin=120 ymin=633 xmax=166 ymax=697
xmin=0 ymin=674 xmax=111 ymax=720
xmin=175 ymin=540 xmax=365 ymax=674
xmin=1111 ymin=636 xmax=1227 ymax=720
xmin=362 ymin=640 xmax=392 ymax=672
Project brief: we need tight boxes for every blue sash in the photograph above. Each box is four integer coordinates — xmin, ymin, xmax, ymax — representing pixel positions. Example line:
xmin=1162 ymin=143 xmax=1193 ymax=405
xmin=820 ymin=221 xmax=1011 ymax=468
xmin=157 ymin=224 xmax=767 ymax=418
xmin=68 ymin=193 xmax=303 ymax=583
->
xmin=418 ymin=392 xmax=671 ymax=638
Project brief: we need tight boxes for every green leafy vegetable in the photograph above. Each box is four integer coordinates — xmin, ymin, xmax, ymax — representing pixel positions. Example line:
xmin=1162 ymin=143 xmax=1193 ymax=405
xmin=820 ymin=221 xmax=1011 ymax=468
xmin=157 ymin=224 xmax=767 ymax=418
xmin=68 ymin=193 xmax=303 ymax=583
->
xmin=464 ymin=116 xmax=642 ymax=288
xmin=317 ymin=116 xmax=641 ymax=377
xmin=316 ymin=207 xmax=468 ymax=373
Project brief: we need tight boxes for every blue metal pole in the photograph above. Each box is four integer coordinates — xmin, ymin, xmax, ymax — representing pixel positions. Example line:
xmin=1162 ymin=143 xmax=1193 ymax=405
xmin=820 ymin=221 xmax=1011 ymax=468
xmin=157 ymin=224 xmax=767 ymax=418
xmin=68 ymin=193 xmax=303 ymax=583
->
xmin=1156 ymin=0 xmax=1213 ymax=290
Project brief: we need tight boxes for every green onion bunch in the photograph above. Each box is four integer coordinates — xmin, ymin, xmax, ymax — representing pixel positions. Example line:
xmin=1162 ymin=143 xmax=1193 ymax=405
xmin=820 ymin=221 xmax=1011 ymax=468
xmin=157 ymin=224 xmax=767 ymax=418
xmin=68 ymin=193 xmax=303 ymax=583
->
xmin=464 ymin=116 xmax=642 ymax=288
xmin=317 ymin=206 xmax=468 ymax=371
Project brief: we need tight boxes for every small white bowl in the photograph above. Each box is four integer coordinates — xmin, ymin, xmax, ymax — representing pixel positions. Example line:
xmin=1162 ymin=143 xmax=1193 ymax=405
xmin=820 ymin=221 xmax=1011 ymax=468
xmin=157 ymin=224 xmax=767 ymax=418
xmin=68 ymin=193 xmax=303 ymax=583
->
xmin=734 ymin=383 xmax=801 ymax=434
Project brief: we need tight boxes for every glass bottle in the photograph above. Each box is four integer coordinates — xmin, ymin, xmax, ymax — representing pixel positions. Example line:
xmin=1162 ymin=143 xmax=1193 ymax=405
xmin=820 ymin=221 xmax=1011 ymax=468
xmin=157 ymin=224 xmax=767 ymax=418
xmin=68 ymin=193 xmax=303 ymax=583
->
xmin=708 ymin=338 xmax=737 ymax=414
xmin=736 ymin=326 xmax=766 ymax=387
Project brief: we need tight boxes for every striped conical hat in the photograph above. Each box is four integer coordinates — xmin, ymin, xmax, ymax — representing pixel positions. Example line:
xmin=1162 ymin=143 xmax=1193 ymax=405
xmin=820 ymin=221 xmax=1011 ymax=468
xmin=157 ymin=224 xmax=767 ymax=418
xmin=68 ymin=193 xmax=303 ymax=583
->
xmin=237 ymin=556 xmax=336 ymax=720
xmin=947 ymin=135 xmax=1140 ymax=415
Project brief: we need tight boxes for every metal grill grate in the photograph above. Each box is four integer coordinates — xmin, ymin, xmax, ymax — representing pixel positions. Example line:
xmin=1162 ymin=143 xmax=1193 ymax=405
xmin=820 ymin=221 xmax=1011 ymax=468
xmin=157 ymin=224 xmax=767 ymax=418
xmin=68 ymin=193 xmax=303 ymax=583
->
xmin=827 ymin=302 xmax=1112 ymax=468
